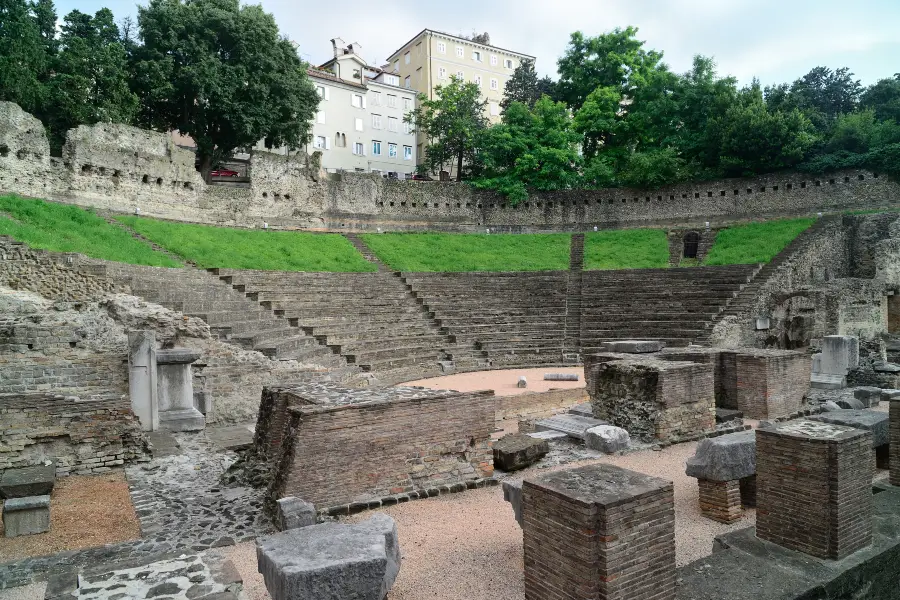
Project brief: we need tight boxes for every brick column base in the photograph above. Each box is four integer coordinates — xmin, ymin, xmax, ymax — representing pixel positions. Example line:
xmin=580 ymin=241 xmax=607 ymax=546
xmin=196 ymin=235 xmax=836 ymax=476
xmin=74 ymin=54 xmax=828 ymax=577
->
xmin=891 ymin=400 xmax=900 ymax=486
xmin=698 ymin=479 xmax=743 ymax=523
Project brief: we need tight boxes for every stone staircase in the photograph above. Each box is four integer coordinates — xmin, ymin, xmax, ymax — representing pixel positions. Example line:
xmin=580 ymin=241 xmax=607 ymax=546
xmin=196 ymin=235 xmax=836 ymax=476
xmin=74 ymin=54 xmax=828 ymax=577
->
xmin=694 ymin=215 xmax=839 ymax=344
xmin=99 ymin=263 xmax=347 ymax=368
xmin=580 ymin=265 xmax=759 ymax=352
xmin=343 ymin=233 xmax=391 ymax=273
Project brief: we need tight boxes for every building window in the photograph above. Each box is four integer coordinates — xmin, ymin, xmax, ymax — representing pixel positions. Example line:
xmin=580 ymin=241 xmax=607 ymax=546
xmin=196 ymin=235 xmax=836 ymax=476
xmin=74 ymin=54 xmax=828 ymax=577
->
xmin=404 ymin=76 xmax=411 ymax=89
xmin=403 ymin=146 xmax=412 ymax=160
xmin=474 ymin=75 xmax=482 ymax=87
xmin=351 ymin=94 xmax=363 ymax=108
xmin=388 ymin=143 xmax=398 ymax=158
xmin=335 ymin=132 xmax=346 ymax=147
xmin=490 ymin=102 xmax=500 ymax=116
xmin=456 ymin=70 xmax=464 ymax=79
xmin=371 ymin=92 xmax=381 ymax=105
xmin=355 ymin=118 xmax=363 ymax=132
xmin=353 ymin=142 xmax=364 ymax=155
xmin=490 ymin=78 xmax=498 ymax=90
xmin=373 ymin=141 xmax=382 ymax=155
xmin=372 ymin=114 xmax=382 ymax=129
xmin=314 ymin=136 xmax=326 ymax=149
xmin=456 ymin=46 xmax=464 ymax=57
xmin=505 ymin=58 xmax=514 ymax=69
xmin=316 ymin=110 xmax=326 ymax=124
xmin=387 ymin=94 xmax=397 ymax=108
xmin=404 ymin=51 xmax=410 ymax=64
xmin=385 ymin=74 xmax=399 ymax=86
xmin=404 ymin=121 xmax=413 ymax=135
xmin=439 ymin=67 xmax=447 ymax=79
xmin=490 ymin=55 xmax=498 ymax=66
xmin=472 ymin=50 xmax=482 ymax=62
xmin=437 ymin=41 xmax=446 ymax=54
xmin=388 ymin=117 xmax=398 ymax=132
xmin=316 ymin=85 xmax=326 ymax=98
xmin=403 ymin=97 xmax=412 ymax=111
xmin=393 ymin=60 xmax=399 ymax=72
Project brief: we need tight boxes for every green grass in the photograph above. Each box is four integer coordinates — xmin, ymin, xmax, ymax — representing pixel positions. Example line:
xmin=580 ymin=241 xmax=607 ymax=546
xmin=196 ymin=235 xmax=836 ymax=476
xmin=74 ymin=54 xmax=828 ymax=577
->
xmin=583 ymin=228 xmax=670 ymax=270
xmin=0 ymin=195 xmax=181 ymax=267
xmin=117 ymin=216 xmax=377 ymax=272
xmin=703 ymin=217 xmax=816 ymax=265
xmin=360 ymin=232 xmax=572 ymax=272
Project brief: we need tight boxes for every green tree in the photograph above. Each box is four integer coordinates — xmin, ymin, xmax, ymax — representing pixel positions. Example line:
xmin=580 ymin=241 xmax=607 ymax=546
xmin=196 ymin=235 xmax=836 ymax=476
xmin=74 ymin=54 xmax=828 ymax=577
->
xmin=861 ymin=75 xmax=900 ymax=123
xmin=474 ymin=97 xmax=582 ymax=202
xmin=132 ymin=0 xmax=319 ymax=178
xmin=29 ymin=0 xmax=57 ymax=54
xmin=556 ymin=27 xmax=664 ymax=111
xmin=42 ymin=8 xmax=138 ymax=152
xmin=0 ymin=0 xmax=48 ymax=113
xmin=766 ymin=66 xmax=862 ymax=131
xmin=407 ymin=76 xmax=487 ymax=181
xmin=501 ymin=59 xmax=547 ymax=112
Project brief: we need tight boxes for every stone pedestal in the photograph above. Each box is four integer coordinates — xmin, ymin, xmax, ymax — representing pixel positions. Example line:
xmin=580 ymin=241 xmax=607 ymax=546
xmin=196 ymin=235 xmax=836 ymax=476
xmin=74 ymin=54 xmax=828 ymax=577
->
xmin=522 ymin=464 xmax=675 ymax=600
xmin=685 ymin=430 xmax=756 ymax=523
xmin=128 ymin=331 xmax=158 ymax=432
xmin=156 ymin=349 xmax=204 ymax=432
xmin=811 ymin=335 xmax=859 ymax=390
xmin=756 ymin=420 xmax=872 ymax=559
xmin=891 ymin=398 xmax=900 ymax=486
xmin=731 ymin=349 xmax=810 ymax=419
xmin=591 ymin=357 xmax=714 ymax=443
xmin=698 ymin=479 xmax=742 ymax=523
xmin=3 ymin=495 xmax=50 ymax=537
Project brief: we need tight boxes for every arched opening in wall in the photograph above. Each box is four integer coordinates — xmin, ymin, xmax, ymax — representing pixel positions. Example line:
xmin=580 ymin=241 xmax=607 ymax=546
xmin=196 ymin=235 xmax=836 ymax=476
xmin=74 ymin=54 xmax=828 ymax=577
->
xmin=0 ymin=144 xmax=9 ymax=157
xmin=683 ymin=231 xmax=700 ymax=259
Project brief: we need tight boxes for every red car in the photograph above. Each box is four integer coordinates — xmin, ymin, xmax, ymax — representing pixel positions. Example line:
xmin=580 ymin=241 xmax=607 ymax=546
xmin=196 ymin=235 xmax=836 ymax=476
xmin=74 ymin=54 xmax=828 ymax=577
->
xmin=210 ymin=168 xmax=240 ymax=177
xmin=409 ymin=174 xmax=433 ymax=181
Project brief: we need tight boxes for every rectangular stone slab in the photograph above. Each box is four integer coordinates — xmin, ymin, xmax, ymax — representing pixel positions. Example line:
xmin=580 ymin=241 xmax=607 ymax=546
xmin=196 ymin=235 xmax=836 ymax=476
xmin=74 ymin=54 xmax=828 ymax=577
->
xmin=809 ymin=410 xmax=889 ymax=447
xmin=0 ymin=465 xmax=55 ymax=499
xmin=3 ymin=495 xmax=50 ymax=537
xmin=533 ymin=414 xmax=608 ymax=440
xmin=543 ymin=373 xmax=579 ymax=381
xmin=600 ymin=340 xmax=666 ymax=353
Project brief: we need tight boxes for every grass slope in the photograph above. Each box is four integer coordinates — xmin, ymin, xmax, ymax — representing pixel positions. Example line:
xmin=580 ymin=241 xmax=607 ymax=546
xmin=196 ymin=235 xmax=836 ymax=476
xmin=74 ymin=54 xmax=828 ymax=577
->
xmin=0 ymin=195 xmax=181 ymax=267
xmin=583 ymin=228 xmax=670 ymax=270
xmin=361 ymin=232 xmax=572 ymax=272
xmin=117 ymin=216 xmax=376 ymax=272
xmin=704 ymin=217 xmax=815 ymax=265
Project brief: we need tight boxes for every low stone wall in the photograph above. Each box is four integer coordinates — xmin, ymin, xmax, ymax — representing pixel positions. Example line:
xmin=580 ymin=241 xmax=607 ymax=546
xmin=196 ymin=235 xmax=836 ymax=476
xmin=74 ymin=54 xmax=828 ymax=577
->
xmin=494 ymin=388 xmax=587 ymax=424
xmin=263 ymin=383 xmax=495 ymax=510
xmin=3 ymin=101 xmax=900 ymax=232
xmin=0 ymin=393 xmax=148 ymax=476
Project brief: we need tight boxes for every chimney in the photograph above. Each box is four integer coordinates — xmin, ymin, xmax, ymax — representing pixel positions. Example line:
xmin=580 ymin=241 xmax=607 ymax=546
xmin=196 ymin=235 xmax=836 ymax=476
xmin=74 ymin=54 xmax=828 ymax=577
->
xmin=331 ymin=37 xmax=346 ymax=58
xmin=348 ymin=41 xmax=363 ymax=56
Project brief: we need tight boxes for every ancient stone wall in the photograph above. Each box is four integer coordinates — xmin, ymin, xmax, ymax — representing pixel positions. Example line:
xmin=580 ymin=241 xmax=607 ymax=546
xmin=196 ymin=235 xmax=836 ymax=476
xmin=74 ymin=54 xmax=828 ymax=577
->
xmin=266 ymin=384 xmax=495 ymax=510
xmin=0 ymin=393 xmax=148 ymax=476
xmin=3 ymin=102 xmax=900 ymax=232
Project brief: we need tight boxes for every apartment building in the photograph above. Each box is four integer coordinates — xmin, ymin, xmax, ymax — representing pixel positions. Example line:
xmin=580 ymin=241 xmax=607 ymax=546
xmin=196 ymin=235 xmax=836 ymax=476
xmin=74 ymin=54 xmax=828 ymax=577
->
xmin=255 ymin=40 xmax=417 ymax=178
xmin=385 ymin=29 xmax=535 ymax=168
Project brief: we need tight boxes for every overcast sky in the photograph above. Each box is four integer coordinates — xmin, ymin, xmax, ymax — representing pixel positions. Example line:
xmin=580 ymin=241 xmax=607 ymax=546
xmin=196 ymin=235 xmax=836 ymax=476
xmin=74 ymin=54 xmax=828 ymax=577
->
xmin=57 ymin=0 xmax=900 ymax=88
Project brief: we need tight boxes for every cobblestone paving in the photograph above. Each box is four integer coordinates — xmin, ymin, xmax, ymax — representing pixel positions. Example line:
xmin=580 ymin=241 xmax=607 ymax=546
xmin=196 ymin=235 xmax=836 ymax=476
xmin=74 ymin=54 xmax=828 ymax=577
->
xmin=0 ymin=431 xmax=272 ymax=591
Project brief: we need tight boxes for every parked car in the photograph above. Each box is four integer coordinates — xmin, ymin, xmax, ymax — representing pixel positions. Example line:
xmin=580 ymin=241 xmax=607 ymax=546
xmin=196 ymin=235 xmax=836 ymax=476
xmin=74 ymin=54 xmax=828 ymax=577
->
xmin=410 ymin=174 xmax=434 ymax=181
xmin=210 ymin=168 xmax=240 ymax=177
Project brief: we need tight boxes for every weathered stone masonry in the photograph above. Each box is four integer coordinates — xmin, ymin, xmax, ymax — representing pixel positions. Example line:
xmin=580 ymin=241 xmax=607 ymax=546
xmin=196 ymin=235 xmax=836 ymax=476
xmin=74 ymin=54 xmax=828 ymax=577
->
xmin=3 ymin=101 xmax=899 ymax=232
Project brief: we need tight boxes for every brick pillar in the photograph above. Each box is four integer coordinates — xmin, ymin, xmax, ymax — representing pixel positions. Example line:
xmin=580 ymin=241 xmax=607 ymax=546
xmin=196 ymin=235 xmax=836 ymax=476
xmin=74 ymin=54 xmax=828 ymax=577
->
xmin=756 ymin=420 xmax=873 ymax=559
xmin=522 ymin=464 xmax=675 ymax=600
xmin=891 ymin=398 xmax=900 ymax=486
xmin=697 ymin=479 xmax=742 ymax=523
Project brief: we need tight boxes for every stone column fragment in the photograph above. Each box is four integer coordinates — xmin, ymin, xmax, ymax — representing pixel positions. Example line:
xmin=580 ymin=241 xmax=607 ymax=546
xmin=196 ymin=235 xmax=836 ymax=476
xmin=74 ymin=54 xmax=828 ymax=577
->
xmin=128 ymin=330 xmax=158 ymax=432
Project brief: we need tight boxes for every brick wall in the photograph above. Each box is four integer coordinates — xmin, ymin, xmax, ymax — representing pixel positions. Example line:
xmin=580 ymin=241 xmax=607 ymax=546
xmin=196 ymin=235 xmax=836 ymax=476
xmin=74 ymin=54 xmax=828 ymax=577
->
xmin=732 ymin=349 xmax=810 ymax=419
xmin=268 ymin=388 xmax=495 ymax=510
xmin=494 ymin=388 xmax=587 ymax=423
xmin=522 ymin=464 xmax=675 ymax=600
xmin=756 ymin=421 xmax=872 ymax=559
xmin=0 ymin=393 xmax=147 ymax=476
xmin=891 ymin=399 xmax=900 ymax=487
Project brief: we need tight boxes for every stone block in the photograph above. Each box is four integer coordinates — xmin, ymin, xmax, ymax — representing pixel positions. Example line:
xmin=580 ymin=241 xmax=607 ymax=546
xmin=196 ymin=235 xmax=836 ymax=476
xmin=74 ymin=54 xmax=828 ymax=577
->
xmin=600 ymin=340 xmax=666 ymax=353
xmin=493 ymin=434 xmax=549 ymax=471
xmin=685 ymin=430 xmax=756 ymax=482
xmin=756 ymin=420 xmax=872 ymax=559
xmin=526 ymin=430 xmax=567 ymax=441
xmin=811 ymin=336 xmax=859 ymax=391
xmin=157 ymin=408 xmax=206 ymax=432
xmin=502 ymin=480 xmax=523 ymax=527
xmin=543 ymin=373 xmax=579 ymax=381
xmin=853 ymin=386 xmax=882 ymax=408
xmin=836 ymin=397 xmax=865 ymax=410
xmin=730 ymin=349 xmax=810 ymax=419
xmin=873 ymin=362 xmax=900 ymax=373
xmin=533 ymin=414 xmax=607 ymax=440
xmin=715 ymin=408 xmax=743 ymax=424
xmin=822 ymin=400 xmax=843 ymax=411
xmin=275 ymin=497 xmax=316 ymax=531
xmin=522 ymin=464 xmax=675 ymax=600
xmin=0 ymin=465 xmax=55 ymax=499
xmin=810 ymin=409 xmax=889 ymax=447
xmin=811 ymin=373 xmax=846 ymax=390
xmin=3 ymin=495 xmax=50 ymax=537
xmin=517 ymin=376 xmax=527 ymax=389
xmin=584 ymin=425 xmax=630 ymax=454
xmin=567 ymin=402 xmax=594 ymax=418
xmin=881 ymin=389 xmax=900 ymax=403
xmin=256 ymin=513 xmax=400 ymax=600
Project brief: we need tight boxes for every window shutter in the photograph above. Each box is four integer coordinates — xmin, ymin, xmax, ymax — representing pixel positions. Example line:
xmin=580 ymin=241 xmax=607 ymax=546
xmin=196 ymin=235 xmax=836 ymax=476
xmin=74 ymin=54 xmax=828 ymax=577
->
xmin=324 ymin=88 xmax=330 ymax=101
xmin=362 ymin=96 xmax=367 ymax=109
xmin=325 ymin=137 xmax=331 ymax=150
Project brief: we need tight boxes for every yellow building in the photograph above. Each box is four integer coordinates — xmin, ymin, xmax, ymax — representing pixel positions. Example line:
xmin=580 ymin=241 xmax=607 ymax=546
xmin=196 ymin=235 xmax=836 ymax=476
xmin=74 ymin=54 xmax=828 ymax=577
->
xmin=385 ymin=29 xmax=535 ymax=172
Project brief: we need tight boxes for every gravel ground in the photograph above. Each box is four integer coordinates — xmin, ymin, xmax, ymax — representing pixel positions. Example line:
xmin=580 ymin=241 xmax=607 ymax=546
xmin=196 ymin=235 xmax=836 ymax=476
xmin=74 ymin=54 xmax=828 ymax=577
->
xmin=0 ymin=471 xmax=139 ymax=563
xmin=402 ymin=367 xmax=585 ymax=396
xmin=229 ymin=440 xmax=753 ymax=600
